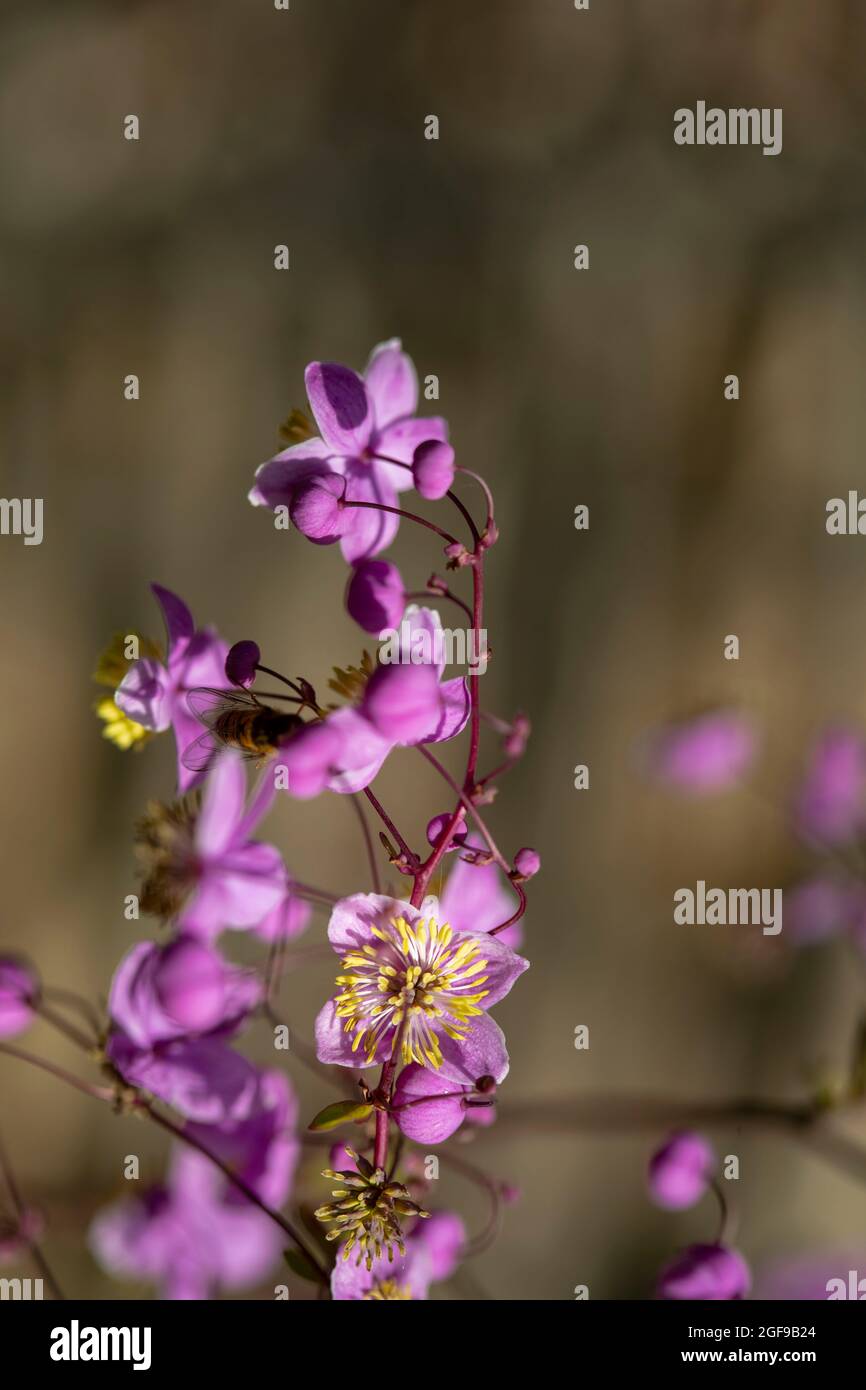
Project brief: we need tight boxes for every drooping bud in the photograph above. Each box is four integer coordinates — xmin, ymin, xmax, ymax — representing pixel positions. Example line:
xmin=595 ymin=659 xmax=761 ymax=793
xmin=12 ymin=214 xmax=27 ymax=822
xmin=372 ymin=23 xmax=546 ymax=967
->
xmin=225 ymin=640 xmax=260 ymax=689
xmin=346 ymin=560 xmax=406 ymax=635
xmin=289 ymin=474 xmax=347 ymax=544
xmin=412 ymin=441 xmax=456 ymax=500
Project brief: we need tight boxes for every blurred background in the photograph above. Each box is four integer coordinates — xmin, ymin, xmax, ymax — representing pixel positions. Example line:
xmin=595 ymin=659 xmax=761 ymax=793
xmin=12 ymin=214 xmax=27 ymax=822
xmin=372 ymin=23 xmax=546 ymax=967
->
xmin=2 ymin=0 xmax=866 ymax=1300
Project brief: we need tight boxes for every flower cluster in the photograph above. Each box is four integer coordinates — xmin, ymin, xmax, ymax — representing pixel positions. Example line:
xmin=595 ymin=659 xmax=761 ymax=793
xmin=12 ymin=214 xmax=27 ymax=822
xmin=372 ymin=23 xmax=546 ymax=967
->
xmin=81 ymin=338 xmax=535 ymax=1299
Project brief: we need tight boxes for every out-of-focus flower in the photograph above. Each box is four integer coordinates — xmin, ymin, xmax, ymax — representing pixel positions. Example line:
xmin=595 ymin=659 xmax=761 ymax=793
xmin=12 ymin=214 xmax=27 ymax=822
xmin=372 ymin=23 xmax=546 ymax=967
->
xmin=783 ymin=876 xmax=866 ymax=946
xmin=392 ymin=1063 xmax=495 ymax=1144
xmin=0 ymin=957 xmax=38 ymax=1039
xmin=249 ymin=339 xmax=448 ymax=562
xmin=314 ymin=893 xmax=528 ymax=1083
xmin=657 ymin=1243 xmax=751 ymax=1300
xmin=648 ymin=1131 xmax=715 ymax=1210
xmin=93 ymin=632 xmax=162 ymax=751
xmin=252 ymin=886 xmax=312 ymax=944
xmin=331 ymin=1210 xmax=465 ymax=1300
xmin=89 ymin=1146 xmax=283 ymax=1300
xmin=440 ymin=839 xmax=523 ymax=950
xmin=184 ymin=1070 xmax=299 ymax=1209
xmin=105 ymin=937 xmax=262 ymax=1122
xmin=793 ymin=728 xmax=866 ymax=847
xmin=0 ymin=1205 xmax=44 ymax=1262
xmin=345 ymin=559 xmax=406 ymax=635
xmin=114 ymin=585 xmax=229 ymax=792
xmin=644 ymin=709 xmax=757 ymax=794
xmin=756 ymin=1250 xmax=866 ymax=1300
xmin=135 ymin=750 xmax=286 ymax=938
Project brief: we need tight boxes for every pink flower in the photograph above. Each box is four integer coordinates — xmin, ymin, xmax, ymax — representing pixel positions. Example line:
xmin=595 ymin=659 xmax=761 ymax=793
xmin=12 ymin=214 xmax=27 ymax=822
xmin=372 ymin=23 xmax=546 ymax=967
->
xmin=392 ymin=1063 xmax=496 ymax=1144
xmin=657 ymin=1243 xmax=751 ymax=1300
xmin=184 ymin=1070 xmax=299 ymax=1209
xmin=440 ymin=839 xmax=523 ymax=950
xmin=89 ymin=1146 xmax=285 ymax=1300
xmin=644 ymin=709 xmax=757 ymax=794
xmin=331 ymin=1211 xmax=464 ymax=1300
xmin=249 ymin=339 xmax=448 ymax=562
xmin=648 ymin=1131 xmax=715 ymax=1210
xmin=314 ymin=892 xmax=528 ymax=1084
xmin=115 ymin=585 xmax=229 ymax=792
xmin=0 ymin=957 xmax=38 ymax=1039
xmin=105 ymin=936 xmax=263 ymax=1122
xmin=793 ymin=728 xmax=866 ymax=847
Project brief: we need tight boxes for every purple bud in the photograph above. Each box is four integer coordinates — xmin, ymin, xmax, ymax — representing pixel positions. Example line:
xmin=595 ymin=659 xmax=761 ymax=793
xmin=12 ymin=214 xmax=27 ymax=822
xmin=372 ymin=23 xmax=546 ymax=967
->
xmin=648 ymin=1131 xmax=715 ymax=1210
xmin=0 ymin=957 xmax=38 ymax=1039
xmin=361 ymin=663 xmax=442 ymax=744
xmin=657 ymin=1244 xmax=751 ymax=1301
xmin=289 ymin=474 xmax=347 ymax=544
xmin=504 ymin=713 xmax=530 ymax=759
xmin=513 ymin=847 xmax=541 ymax=880
xmin=426 ymin=812 xmax=468 ymax=851
xmin=276 ymin=721 xmax=343 ymax=799
xmin=225 ymin=640 xmax=260 ymax=689
xmin=412 ymin=440 xmax=456 ymax=500
xmin=345 ymin=560 xmax=406 ymax=635
xmin=153 ymin=940 xmax=227 ymax=1033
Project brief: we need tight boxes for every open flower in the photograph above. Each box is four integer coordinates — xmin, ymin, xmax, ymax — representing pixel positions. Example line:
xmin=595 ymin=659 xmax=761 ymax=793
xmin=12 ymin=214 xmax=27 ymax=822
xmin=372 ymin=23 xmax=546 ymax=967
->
xmin=315 ymin=893 xmax=528 ymax=1083
xmin=89 ymin=1146 xmax=284 ymax=1300
xmin=105 ymin=936 xmax=263 ymax=1122
xmin=136 ymin=750 xmax=287 ymax=939
xmin=184 ymin=1070 xmax=299 ymax=1209
xmin=643 ymin=709 xmax=758 ymax=794
xmin=248 ymin=339 xmax=448 ymax=562
xmin=114 ymin=585 xmax=229 ymax=792
xmin=331 ymin=1210 xmax=465 ymax=1300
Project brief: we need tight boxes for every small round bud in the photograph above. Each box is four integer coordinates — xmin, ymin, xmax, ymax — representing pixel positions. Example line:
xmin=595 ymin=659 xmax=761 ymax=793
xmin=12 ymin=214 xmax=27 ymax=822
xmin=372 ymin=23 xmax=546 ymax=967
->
xmin=648 ymin=1131 xmax=715 ymax=1210
xmin=0 ymin=957 xmax=38 ymax=1039
xmin=346 ymin=560 xmax=406 ymax=635
xmin=657 ymin=1244 xmax=751 ymax=1301
xmin=289 ymin=474 xmax=347 ymax=543
xmin=412 ymin=440 xmax=456 ymax=500
xmin=225 ymin=640 xmax=260 ymax=689
xmin=475 ymin=1074 xmax=497 ymax=1094
xmin=426 ymin=811 xmax=468 ymax=851
xmin=513 ymin=847 xmax=541 ymax=880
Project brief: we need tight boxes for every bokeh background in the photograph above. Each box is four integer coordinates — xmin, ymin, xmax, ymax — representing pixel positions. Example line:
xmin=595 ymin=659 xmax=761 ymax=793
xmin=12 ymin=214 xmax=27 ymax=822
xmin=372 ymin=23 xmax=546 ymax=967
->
xmin=2 ymin=0 xmax=866 ymax=1300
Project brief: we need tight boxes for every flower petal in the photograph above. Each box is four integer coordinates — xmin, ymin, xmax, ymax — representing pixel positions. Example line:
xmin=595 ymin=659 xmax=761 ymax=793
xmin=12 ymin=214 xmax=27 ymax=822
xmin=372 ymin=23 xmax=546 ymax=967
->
xmin=196 ymin=750 xmax=247 ymax=856
xmin=248 ymin=439 xmax=334 ymax=509
xmin=339 ymin=463 xmax=400 ymax=562
xmin=305 ymin=362 xmax=372 ymax=455
xmin=364 ymin=338 xmax=418 ymax=430
xmin=152 ymin=584 xmax=194 ymax=659
xmin=314 ymin=999 xmax=380 ymax=1069
xmin=436 ymin=1010 xmax=510 ymax=1087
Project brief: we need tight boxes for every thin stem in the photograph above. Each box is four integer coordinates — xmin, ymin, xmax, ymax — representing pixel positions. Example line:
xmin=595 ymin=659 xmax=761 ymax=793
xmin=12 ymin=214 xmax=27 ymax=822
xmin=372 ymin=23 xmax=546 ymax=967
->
xmin=406 ymin=588 xmax=473 ymax=624
xmin=349 ymin=794 xmax=382 ymax=893
xmin=371 ymin=452 xmax=481 ymax=547
xmin=41 ymin=988 xmax=103 ymax=1036
xmin=142 ymin=1103 xmax=329 ymax=1284
xmin=36 ymin=1002 xmax=99 ymax=1053
xmin=343 ymin=500 xmax=461 ymax=550
xmin=0 ymin=1131 xmax=65 ymax=1300
xmin=456 ymin=465 xmax=496 ymax=533
xmin=362 ymin=787 xmax=417 ymax=867
xmin=0 ymin=1043 xmax=114 ymax=1102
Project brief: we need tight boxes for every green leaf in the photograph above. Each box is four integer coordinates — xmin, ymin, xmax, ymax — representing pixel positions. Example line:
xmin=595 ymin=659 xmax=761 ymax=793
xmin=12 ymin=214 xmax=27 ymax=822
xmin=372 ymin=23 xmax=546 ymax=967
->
xmin=307 ymin=1100 xmax=373 ymax=1132
xmin=284 ymin=1248 xmax=321 ymax=1283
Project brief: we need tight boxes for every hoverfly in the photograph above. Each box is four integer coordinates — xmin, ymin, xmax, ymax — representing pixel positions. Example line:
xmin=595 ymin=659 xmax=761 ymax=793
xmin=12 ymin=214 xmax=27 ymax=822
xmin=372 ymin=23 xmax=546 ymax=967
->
xmin=182 ymin=687 xmax=304 ymax=774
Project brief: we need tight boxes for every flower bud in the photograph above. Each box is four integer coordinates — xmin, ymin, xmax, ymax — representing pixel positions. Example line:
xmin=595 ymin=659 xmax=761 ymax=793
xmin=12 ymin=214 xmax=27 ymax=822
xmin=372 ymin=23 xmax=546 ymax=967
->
xmin=289 ymin=474 xmax=346 ymax=543
xmin=648 ymin=1131 xmax=715 ymax=1210
xmin=426 ymin=812 xmax=467 ymax=851
xmin=153 ymin=939 xmax=227 ymax=1033
xmin=346 ymin=560 xmax=406 ymax=635
xmin=657 ymin=1243 xmax=751 ymax=1301
xmin=362 ymin=663 xmax=442 ymax=744
xmin=225 ymin=640 xmax=260 ymax=689
xmin=412 ymin=441 xmax=455 ymax=500
xmin=513 ymin=847 xmax=541 ymax=880
xmin=0 ymin=957 xmax=38 ymax=1039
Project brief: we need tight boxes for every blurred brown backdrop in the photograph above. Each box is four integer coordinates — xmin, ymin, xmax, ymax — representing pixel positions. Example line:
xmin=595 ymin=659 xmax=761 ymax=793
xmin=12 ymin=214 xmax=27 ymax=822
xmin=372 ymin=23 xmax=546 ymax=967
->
xmin=2 ymin=0 xmax=866 ymax=1299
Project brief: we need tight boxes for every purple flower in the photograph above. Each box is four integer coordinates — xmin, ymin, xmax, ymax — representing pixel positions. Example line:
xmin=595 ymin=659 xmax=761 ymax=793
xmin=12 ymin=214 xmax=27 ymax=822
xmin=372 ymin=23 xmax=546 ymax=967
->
xmin=331 ymin=1210 xmax=465 ymax=1300
xmin=184 ymin=1070 xmax=299 ymax=1209
xmin=440 ymin=839 xmax=523 ymax=950
xmin=345 ymin=559 xmax=407 ymax=635
xmin=793 ymin=728 xmax=866 ymax=847
xmin=648 ymin=1131 xmax=715 ymax=1210
xmin=657 ymin=1243 xmax=751 ymax=1300
xmin=314 ymin=892 xmax=528 ymax=1084
xmin=645 ymin=709 xmax=757 ymax=794
xmin=252 ymin=885 xmax=312 ymax=944
xmin=0 ymin=957 xmax=38 ymax=1039
xmin=174 ymin=751 xmax=287 ymax=939
xmin=89 ymin=1146 xmax=284 ymax=1300
xmin=392 ymin=1063 xmax=495 ymax=1144
xmin=225 ymin=640 xmax=260 ymax=689
xmin=783 ymin=875 xmax=866 ymax=946
xmin=249 ymin=339 xmax=448 ymax=562
xmin=115 ymin=585 xmax=229 ymax=792
xmin=105 ymin=936 xmax=262 ymax=1122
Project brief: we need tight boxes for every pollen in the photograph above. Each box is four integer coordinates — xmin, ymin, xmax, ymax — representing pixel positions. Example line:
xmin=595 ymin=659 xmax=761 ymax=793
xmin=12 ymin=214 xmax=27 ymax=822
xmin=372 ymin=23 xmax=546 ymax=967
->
xmin=364 ymin=1279 xmax=412 ymax=1300
xmin=333 ymin=914 xmax=489 ymax=1068
xmin=95 ymin=697 xmax=151 ymax=751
